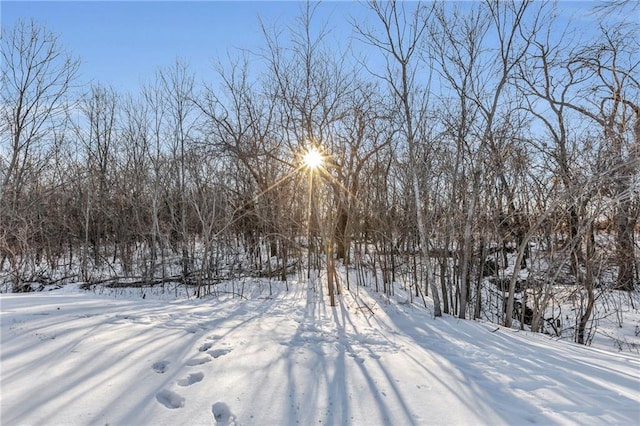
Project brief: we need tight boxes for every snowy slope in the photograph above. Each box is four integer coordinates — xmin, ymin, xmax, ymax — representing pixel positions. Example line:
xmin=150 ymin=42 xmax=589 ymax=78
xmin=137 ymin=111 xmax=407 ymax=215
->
xmin=1 ymin=281 xmax=639 ymax=426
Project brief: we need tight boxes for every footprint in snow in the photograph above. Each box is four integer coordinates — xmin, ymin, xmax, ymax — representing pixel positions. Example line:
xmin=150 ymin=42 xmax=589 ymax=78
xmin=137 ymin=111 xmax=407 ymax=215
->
xmin=212 ymin=401 xmax=236 ymax=425
xmin=156 ymin=389 xmax=185 ymax=409
xmin=185 ymin=325 xmax=201 ymax=334
xmin=152 ymin=361 xmax=170 ymax=373
xmin=186 ymin=356 xmax=212 ymax=366
xmin=177 ymin=372 xmax=204 ymax=387
xmin=208 ymin=348 xmax=232 ymax=358
xmin=199 ymin=342 xmax=213 ymax=352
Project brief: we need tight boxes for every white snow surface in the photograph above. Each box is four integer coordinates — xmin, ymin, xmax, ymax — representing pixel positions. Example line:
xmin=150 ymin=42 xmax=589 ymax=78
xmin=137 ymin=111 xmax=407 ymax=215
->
xmin=1 ymin=281 xmax=639 ymax=426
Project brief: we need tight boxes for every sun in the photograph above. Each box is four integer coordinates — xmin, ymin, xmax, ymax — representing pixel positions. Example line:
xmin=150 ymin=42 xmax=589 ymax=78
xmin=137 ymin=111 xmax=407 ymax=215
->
xmin=303 ymin=147 xmax=324 ymax=170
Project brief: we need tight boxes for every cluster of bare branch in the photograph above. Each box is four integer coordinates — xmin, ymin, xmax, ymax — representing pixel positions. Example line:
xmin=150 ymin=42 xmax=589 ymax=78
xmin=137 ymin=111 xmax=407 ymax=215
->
xmin=1 ymin=2 xmax=637 ymax=343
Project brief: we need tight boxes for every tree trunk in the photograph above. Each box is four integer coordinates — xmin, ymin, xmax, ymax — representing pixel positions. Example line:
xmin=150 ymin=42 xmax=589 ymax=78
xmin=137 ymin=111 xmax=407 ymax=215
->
xmin=335 ymin=204 xmax=349 ymax=261
xmin=615 ymin=199 xmax=636 ymax=291
xmin=576 ymin=223 xmax=596 ymax=344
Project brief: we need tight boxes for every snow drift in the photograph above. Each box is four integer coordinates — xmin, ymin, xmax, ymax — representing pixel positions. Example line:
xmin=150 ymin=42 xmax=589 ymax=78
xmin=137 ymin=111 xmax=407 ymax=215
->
xmin=1 ymin=281 xmax=638 ymax=425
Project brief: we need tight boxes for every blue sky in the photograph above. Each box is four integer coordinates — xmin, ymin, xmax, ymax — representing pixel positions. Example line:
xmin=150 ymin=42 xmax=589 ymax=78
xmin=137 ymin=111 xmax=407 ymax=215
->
xmin=1 ymin=1 xmax=609 ymax=94
xmin=1 ymin=1 xmax=361 ymax=92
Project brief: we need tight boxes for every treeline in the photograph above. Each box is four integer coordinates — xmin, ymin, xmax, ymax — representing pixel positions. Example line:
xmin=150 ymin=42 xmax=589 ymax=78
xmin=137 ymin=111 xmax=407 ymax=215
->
xmin=1 ymin=1 xmax=638 ymax=339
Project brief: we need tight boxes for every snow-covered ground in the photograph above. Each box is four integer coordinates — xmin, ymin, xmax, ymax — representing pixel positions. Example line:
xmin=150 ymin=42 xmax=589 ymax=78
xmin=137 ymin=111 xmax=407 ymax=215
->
xmin=1 ymin=280 xmax=639 ymax=425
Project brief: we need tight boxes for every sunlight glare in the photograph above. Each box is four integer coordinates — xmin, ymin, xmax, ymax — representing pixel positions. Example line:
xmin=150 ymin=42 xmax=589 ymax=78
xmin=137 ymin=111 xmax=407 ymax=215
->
xmin=303 ymin=147 xmax=323 ymax=170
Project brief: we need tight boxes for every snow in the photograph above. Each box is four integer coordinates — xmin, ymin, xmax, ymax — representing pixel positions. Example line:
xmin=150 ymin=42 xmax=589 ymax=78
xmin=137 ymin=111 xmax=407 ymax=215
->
xmin=1 ymin=281 xmax=639 ymax=425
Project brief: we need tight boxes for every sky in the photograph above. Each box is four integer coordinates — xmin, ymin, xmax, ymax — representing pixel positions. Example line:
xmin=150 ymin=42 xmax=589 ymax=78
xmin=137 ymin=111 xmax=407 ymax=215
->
xmin=1 ymin=1 xmax=614 ymax=94
xmin=1 ymin=1 xmax=362 ymax=92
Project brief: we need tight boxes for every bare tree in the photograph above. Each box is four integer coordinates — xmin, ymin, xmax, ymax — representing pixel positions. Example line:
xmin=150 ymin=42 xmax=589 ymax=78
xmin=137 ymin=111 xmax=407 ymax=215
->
xmin=354 ymin=0 xmax=442 ymax=316
xmin=428 ymin=0 xmax=547 ymax=320
xmin=118 ymin=94 xmax=154 ymax=276
xmin=141 ymin=79 xmax=170 ymax=282
xmin=74 ymin=84 xmax=119 ymax=278
xmin=430 ymin=1 xmax=489 ymax=317
xmin=197 ymin=53 xmax=285 ymax=273
xmin=158 ymin=60 xmax=198 ymax=282
xmin=545 ymin=21 xmax=639 ymax=291
xmin=0 ymin=20 xmax=79 ymax=290
xmin=1 ymin=20 xmax=79 ymax=209
xmin=258 ymin=2 xmax=362 ymax=304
